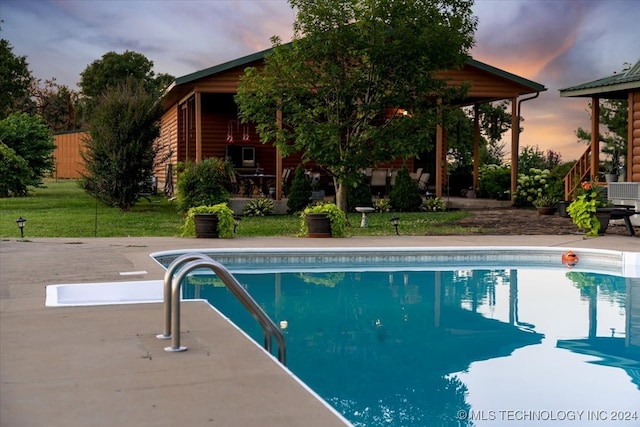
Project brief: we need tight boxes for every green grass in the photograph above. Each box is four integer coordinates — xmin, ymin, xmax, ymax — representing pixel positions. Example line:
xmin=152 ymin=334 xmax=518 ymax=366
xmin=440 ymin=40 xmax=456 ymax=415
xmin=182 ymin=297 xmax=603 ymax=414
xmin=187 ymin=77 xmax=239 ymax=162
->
xmin=0 ymin=180 xmax=474 ymax=238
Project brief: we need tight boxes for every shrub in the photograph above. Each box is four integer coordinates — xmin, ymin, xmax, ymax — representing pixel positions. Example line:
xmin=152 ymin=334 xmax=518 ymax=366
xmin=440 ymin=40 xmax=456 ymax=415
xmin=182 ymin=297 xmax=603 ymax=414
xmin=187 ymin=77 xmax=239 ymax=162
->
xmin=0 ymin=142 xmax=33 ymax=197
xmin=0 ymin=112 xmax=55 ymax=190
xmin=176 ymin=158 xmax=233 ymax=212
xmin=389 ymin=165 xmax=422 ymax=212
xmin=477 ymin=164 xmax=511 ymax=198
xmin=242 ymin=198 xmax=275 ymax=217
xmin=347 ymin=174 xmax=372 ymax=211
xmin=287 ymin=164 xmax=312 ymax=213
xmin=374 ymin=198 xmax=392 ymax=213
xmin=81 ymin=79 xmax=162 ymax=211
xmin=421 ymin=197 xmax=447 ymax=212
xmin=513 ymin=168 xmax=552 ymax=208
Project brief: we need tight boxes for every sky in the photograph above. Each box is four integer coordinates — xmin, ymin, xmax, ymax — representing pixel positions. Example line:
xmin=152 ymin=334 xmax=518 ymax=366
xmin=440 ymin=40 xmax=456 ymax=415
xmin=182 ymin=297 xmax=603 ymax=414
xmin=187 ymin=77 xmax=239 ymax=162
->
xmin=1 ymin=0 xmax=639 ymax=162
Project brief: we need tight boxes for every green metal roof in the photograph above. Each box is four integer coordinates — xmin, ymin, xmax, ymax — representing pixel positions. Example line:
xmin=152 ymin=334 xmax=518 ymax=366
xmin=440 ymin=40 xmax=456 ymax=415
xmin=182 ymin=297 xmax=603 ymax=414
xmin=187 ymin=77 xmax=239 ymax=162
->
xmin=167 ymin=44 xmax=546 ymax=94
xmin=559 ymin=59 xmax=640 ymax=99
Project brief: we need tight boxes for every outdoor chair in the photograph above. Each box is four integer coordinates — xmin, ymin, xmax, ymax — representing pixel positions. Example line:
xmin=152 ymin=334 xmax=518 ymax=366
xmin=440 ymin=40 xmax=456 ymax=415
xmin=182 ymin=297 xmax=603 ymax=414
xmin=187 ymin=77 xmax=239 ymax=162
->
xmin=370 ymin=168 xmax=389 ymax=197
xmin=417 ymin=172 xmax=431 ymax=192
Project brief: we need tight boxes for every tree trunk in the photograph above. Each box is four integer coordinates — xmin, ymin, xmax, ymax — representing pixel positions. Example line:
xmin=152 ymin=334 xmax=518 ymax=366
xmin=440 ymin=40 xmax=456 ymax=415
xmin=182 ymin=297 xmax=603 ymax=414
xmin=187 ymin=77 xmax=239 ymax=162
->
xmin=335 ymin=182 xmax=348 ymax=212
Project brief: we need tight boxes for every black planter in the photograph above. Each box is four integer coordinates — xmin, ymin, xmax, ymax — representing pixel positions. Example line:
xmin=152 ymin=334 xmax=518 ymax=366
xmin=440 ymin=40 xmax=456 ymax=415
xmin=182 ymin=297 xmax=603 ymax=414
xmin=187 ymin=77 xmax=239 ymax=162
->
xmin=306 ymin=213 xmax=332 ymax=238
xmin=194 ymin=214 xmax=219 ymax=238
xmin=557 ymin=201 xmax=570 ymax=218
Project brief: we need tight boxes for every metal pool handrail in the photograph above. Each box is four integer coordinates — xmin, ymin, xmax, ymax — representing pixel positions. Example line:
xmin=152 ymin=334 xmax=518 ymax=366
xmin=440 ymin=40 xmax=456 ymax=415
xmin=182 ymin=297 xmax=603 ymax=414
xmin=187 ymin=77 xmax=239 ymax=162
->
xmin=162 ymin=255 xmax=287 ymax=365
xmin=157 ymin=253 xmax=212 ymax=340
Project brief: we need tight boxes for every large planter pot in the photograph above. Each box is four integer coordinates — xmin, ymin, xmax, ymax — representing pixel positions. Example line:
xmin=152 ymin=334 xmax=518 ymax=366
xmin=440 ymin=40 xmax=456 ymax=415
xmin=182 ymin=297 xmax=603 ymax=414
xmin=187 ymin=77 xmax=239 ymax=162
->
xmin=557 ymin=201 xmax=571 ymax=218
xmin=605 ymin=173 xmax=618 ymax=183
xmin=595 ymin=209 xmax=612 ymax=235
xmin=306 ymin=213 xmax=332 ymax=238
xmin=194 ymin=214 xmax=219 ymax=238
xmin=536 ymin=206 xmax=557 ymax=216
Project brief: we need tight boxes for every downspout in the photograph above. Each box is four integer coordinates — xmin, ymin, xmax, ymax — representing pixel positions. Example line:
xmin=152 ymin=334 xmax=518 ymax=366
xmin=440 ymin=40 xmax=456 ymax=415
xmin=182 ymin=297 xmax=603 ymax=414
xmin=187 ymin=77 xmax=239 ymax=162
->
xmin=511 ymin=92 xmax=540 ymax=199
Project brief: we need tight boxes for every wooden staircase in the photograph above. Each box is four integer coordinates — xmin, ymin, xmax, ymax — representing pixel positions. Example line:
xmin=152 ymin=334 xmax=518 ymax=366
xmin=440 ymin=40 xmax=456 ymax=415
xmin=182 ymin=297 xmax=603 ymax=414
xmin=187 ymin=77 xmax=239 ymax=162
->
xmin=564 ymin=146 xmax=592 ymax=200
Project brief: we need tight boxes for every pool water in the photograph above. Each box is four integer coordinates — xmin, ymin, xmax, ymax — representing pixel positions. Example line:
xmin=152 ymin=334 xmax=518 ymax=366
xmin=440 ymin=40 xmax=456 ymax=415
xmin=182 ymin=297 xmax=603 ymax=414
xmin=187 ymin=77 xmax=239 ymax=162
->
xmin=183 ymin=268 xmax=640 ymax=426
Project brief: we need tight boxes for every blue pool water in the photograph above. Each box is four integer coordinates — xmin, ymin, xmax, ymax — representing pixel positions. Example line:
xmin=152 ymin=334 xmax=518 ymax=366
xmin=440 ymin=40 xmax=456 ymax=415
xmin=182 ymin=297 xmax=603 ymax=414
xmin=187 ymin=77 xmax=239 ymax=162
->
xmin=182 ymin=266 xmax=640 ymax=426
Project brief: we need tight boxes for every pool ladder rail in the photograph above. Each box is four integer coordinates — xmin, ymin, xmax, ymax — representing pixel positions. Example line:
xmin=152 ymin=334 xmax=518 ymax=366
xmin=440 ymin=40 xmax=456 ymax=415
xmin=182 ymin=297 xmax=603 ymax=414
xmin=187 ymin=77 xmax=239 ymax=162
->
xmin=156 ymin=253 xmax=287 ymax=365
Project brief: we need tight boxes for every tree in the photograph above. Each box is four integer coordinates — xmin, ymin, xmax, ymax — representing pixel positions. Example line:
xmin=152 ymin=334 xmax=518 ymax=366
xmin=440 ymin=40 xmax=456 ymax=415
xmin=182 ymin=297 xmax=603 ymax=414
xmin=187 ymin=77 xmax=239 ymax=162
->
xmin=30 ymin=78 xmax=81 ymax=131
xmin=236 ymin=0 xmax=477 ymax=211
xmin=81 ymin=78 xmax=162 ymax=211
xmin=0 ymin=39 xmax=35 ymax=119
xmin=0 ymin=112 xmax=55 ymax=191
xmin=0 ymin=142 xmax=33 ymax=197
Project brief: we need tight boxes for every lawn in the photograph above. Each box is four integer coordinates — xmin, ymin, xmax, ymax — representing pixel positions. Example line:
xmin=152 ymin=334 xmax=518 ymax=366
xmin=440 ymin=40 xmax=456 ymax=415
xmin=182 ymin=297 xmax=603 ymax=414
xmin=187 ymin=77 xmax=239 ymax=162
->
xmin=0 ymin=179 xmax=473 ymax=238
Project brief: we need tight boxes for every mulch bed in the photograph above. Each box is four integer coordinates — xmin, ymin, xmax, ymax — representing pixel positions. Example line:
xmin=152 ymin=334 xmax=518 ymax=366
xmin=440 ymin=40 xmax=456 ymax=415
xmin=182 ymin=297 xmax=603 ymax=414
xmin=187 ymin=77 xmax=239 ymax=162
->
xmin=441 ymin=208 xmax=639 ymax=236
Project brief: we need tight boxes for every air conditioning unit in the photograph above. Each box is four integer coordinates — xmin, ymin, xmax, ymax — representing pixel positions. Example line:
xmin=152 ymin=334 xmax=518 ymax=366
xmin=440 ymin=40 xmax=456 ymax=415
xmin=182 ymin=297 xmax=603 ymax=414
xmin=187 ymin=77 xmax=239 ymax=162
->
xmin=608 ymin=183 xmax=640 ymax=226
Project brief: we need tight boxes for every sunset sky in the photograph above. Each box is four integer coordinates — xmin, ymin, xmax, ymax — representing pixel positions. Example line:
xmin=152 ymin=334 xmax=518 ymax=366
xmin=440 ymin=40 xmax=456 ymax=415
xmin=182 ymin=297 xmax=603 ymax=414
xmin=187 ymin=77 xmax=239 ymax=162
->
xmin=2 ymin=0 xmax=639 ymax=162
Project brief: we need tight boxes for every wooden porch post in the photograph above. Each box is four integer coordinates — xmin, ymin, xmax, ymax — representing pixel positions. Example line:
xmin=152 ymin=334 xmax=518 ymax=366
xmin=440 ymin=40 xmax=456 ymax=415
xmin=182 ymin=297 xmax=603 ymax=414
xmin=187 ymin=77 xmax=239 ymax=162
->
xmin=195 ymin=91 xmax=202 ymax=162
xmin=275 ymin=108 xmax=283 ymax=200
xmin=472 ymin=104 xmax=480 ymax=190
xmin=510 ymin=97 xmax=518 ymax=200
xmin=435 ymin=100 xmax=444 ymax=198
xmin=590 ymin=97 xmax=600 ymax=181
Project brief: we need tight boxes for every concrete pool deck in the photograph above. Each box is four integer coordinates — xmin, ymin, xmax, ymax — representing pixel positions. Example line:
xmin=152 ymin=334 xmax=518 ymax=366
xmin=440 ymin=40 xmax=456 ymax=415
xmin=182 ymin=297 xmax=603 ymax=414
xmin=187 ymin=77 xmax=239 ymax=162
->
xmin=1 ymin=235 xmax=639 ymax=426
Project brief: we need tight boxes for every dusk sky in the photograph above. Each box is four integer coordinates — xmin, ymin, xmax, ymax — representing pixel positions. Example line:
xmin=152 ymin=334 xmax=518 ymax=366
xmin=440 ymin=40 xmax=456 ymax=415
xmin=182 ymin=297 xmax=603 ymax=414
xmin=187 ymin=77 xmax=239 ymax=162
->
xmin=2 ymin=0 xmax=639 ymax=162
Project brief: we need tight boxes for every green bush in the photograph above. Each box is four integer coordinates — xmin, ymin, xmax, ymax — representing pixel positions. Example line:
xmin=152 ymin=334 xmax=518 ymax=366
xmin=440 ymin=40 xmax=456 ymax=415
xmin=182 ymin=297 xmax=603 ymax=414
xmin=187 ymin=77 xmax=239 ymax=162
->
xmin=389 ymin=165 xmax=422 ymax=212
xmin=477 ymin=164 xmax=511 ymax=198
xmin=421 ymin=197 xmax=447 ymax=212
xmin=81 ymin=79 xmax=162 ymax=211
xmin=374 ymin=198 xmax=392 ymax=212
xmin=346 ymin=174 xmax=372 ymax=211
xmin=242 ymin=198 xmax=275 ymax=216
xmin=0 ymin=142 xmax=33 ymax=197
xmin=176 ymin=158 xmax=233 ymax=212
xmin=548 ymin=161 xmax=576 ymax=201
xmin=0 ymin=112 xmax=55 ymax=191
xmin=287 ymin=164 xmax=312 ymax=213
xmin=513 ymin=168 xmax=552 ymax=207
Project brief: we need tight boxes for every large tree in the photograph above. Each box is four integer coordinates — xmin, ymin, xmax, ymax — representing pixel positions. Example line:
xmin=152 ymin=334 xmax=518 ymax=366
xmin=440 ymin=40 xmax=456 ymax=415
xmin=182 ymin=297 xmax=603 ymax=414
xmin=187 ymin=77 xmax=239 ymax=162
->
xmin=236 ymin=0 xmax=477 ymax=211
xmin=81 ymin=78 xmax=162 ymax=211
xmin=79 ymin=51 xmax=174 ymax=105
xmin=0 ymin=39 xmax=35 ymax=119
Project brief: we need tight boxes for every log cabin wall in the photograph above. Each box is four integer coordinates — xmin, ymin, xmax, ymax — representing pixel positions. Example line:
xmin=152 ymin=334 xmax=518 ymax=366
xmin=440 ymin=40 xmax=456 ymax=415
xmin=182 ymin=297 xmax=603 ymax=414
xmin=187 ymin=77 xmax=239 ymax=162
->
xmin=155 ymin=105 xmax=178 ymax=192
xmin=631 ymin=90 xmax=640 ymax=182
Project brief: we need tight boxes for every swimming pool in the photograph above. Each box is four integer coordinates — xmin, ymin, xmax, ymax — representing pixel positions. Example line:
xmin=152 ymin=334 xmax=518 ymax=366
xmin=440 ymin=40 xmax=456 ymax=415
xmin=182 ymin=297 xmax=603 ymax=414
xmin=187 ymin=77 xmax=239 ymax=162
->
xmin=151 ymin=247 xmax=640 ymax=427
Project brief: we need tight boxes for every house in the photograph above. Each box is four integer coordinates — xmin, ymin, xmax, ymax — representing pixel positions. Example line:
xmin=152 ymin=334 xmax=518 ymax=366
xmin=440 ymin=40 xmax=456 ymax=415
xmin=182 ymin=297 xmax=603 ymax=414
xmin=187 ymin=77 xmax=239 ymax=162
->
xmin=560 ymin=59 xmax=640 ymax=193
xmin=155 ymin=47 xmax=546 ymax=199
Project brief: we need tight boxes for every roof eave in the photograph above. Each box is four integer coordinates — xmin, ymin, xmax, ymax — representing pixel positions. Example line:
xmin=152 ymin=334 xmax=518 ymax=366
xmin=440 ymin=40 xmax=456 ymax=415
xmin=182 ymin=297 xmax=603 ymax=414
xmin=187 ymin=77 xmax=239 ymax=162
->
xmin=560 ymin=81 xmax=640 ymax=98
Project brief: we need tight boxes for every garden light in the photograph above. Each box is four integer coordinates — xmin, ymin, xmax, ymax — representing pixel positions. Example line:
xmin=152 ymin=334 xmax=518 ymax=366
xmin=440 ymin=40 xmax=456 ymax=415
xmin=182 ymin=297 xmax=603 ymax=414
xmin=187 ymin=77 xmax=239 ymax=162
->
xmin=16 ymin=217 xmax=26 ymax=238
xmin=390 ymin=217 xmax=400 ymax=236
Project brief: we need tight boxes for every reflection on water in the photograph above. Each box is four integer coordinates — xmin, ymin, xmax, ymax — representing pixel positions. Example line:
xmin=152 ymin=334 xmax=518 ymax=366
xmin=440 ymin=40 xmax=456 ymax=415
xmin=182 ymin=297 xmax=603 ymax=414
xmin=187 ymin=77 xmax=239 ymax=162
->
xmin=183 ymin=269 xmax=640 ymax=427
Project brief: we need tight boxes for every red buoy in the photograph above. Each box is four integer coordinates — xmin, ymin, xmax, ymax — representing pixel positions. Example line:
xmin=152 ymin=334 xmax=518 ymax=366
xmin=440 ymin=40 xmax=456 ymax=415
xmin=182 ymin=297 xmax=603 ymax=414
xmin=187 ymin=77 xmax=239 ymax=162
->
xmin=561 ymin=251 xmax=579 ymax=268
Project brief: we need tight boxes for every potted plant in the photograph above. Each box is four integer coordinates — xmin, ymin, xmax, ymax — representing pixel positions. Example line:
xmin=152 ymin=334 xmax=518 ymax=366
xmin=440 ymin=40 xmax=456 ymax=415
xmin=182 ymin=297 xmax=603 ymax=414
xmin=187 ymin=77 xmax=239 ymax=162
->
xmin=603 ymin=147 xmax=622 ymax=183
xmin=300 ymin=202 xmax=347 ymax=237
xmin=533 ymin=195 xmax=559 ymax=215
xmin=181 ymin=203 xmax=235 ymax=238
xmin=566 ymin=182 xmax=613 ymax=237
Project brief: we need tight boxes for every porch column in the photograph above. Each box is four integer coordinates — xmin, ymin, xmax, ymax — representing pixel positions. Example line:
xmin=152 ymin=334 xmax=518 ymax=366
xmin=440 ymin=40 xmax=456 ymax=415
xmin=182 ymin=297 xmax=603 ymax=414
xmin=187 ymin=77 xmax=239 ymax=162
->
xmin=472 ymin=104 xmax=480 ymax=190
xmin=590 ymin=97 xmax=600 ymax=181
xmin=435 ymin=100 xmax=444 ymax=198
xmin=195 ymin=91 xmax=202 ymax=163
xmin=510 ymin=97 xmax=518 ymax=200
xmin=275 ymin=108 xmax=283 ymax=200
